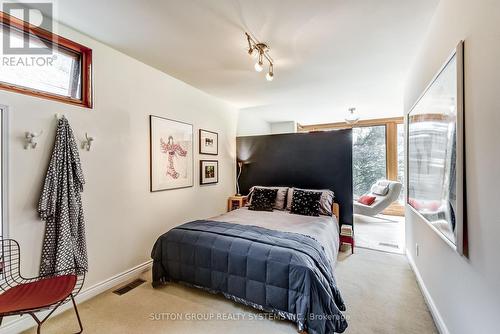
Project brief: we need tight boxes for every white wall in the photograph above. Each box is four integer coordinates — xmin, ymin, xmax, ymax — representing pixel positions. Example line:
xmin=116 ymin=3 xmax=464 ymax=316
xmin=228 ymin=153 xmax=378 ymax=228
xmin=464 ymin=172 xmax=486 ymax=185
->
xmin=236 ymin=110 xmax=270 ymax=136
xmin=0 ymin=22 xmax=237 ymax=324
xmin=404 ymin=1 xmax=500 ymax=333
xmin=270 ymin=121 xmax=297 ymax=135
xmin=236 ymin=112 xmax=297 ymax=137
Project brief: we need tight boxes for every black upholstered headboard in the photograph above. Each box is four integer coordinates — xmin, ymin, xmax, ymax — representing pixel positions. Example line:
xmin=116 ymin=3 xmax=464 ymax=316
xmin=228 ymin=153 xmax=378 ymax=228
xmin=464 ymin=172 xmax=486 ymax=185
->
xmin=236 ymin=130 xmax=353 ymax=225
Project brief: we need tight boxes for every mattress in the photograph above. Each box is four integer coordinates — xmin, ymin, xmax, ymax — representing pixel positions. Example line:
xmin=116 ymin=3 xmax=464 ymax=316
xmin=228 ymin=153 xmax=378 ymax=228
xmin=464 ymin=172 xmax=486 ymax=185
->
xmin=213 ymin=207 xmax=340 ymax=269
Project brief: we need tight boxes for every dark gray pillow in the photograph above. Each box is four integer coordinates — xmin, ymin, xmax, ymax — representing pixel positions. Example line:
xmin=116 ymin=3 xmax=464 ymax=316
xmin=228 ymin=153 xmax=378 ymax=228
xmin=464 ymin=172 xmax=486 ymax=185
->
xmin=290 ymin=189 xmax=322 ymax=216
xmin=286 ymin=187 xmax=334 ymax=215
xmin=248 ymin=188 xmax=278 ymax=212
xmin=247 ymin=186 xmax=288 ymax=210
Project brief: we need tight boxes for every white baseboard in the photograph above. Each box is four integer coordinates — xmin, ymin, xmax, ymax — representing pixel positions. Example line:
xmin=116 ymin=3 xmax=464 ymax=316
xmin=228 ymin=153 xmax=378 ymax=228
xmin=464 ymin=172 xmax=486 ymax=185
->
xmin=406 ymin=250 xmax=449 ymax=334
xmin=0 ymin=260 xmax=153 ymax=334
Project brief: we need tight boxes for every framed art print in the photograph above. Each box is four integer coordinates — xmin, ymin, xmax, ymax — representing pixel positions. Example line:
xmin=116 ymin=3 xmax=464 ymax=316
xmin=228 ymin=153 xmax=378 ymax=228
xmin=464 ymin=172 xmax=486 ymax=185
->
xmin=150 ymin=115 xmax=193 ymax=191
xmin=200 ymin=160 xmax=218 ymax=185
xmin=199 ymin=129 xmax=218 ymax=155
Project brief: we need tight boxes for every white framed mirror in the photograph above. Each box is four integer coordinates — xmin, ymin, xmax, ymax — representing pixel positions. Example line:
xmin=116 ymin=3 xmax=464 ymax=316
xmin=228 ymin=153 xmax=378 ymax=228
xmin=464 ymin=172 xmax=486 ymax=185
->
xmin=407 ymin=41 xmax=466 ymax=256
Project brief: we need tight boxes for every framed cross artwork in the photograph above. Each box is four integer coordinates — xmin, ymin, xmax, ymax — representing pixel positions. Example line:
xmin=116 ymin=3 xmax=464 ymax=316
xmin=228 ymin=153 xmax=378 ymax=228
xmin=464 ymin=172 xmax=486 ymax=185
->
xmin=150 ymin=115 xmax=193 ymax=191
xmin=199 ymin=129 xmax=218 ymax=155
xmin=200 ymin=160 xmax=218 ymax=185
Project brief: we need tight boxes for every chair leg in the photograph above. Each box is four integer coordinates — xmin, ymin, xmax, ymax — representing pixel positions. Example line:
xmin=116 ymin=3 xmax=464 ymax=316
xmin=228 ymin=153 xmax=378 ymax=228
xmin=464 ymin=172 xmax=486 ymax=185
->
xmin=70 ymin=294 xmax=83 ymax=334
xmin=26 ymin=297 xmax=82 ymax=334
xmin=28 ymin=299 xmax=64 ymax=334
xmin=27 ymin=312 xmax=42 ymax=334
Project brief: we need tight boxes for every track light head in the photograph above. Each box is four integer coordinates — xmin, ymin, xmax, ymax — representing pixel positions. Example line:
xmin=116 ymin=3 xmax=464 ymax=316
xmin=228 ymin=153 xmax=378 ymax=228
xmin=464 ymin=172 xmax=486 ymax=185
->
xmin=255 ymin=53 xmax=264 ymax=72
xmin=248 ymin=47 xmax=257 ymax=57
xmin=266 ymin=64 xmax=274 ymax=81
xmin=255 ymin=61 xmax=263 ymax=72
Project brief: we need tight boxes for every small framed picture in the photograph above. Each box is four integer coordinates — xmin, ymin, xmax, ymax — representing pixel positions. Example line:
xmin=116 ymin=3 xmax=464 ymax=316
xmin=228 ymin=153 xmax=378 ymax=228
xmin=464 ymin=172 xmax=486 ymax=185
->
xmin=200 ymin=160 xmax=218 ymax=185
xmin=199 ymin=129 xmax=218 ymax=155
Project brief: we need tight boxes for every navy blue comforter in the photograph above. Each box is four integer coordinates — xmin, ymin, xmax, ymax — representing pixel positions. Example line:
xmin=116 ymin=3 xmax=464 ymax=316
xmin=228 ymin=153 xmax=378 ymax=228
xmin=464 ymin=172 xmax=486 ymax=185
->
xmin=151 ymin=220 xmax=348 ymax=333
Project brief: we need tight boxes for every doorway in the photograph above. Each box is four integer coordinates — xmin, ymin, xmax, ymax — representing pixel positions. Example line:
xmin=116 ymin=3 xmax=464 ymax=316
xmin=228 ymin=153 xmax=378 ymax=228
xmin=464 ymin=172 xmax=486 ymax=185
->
xmin=299 ymin=117 xmax=405 ymax=254
xmin=352 ymin=120 xmax=405 ymax=253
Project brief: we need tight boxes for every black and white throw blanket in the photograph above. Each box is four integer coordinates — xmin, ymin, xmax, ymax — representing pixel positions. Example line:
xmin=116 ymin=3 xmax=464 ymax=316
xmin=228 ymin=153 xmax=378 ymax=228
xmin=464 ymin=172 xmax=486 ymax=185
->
xmin=38 ymin=116 xmax=88 ymax=276
xmin=152 ymin=220 xmax=348 ymax=334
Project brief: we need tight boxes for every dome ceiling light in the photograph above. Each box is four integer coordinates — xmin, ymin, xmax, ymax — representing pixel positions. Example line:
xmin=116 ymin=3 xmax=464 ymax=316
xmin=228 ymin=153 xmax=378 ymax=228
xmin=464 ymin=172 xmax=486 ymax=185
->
xmin=345 ymin=107 xmax=360 ymax=124
xmin=245 ymin=32 xmax=274 ymax=81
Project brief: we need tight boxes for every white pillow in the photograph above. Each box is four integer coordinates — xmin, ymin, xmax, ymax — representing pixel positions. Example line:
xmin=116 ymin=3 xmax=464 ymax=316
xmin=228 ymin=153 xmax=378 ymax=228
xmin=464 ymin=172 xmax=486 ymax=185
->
xmin=248 ymin=186 xmax=288 ymax=210
xmin=286 ymin=187 xmax=335 ymax=216
xmin=371 ymin=183 xmax=389 ymax=196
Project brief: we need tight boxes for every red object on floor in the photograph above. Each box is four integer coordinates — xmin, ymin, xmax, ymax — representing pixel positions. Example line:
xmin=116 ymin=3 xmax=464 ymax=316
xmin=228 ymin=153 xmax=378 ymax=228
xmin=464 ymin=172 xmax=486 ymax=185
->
xmin=340 ymin=234 xmax=355 ymax=254
xmin=358 ymin=195 xmax=376 ymax=206
xmin=0 ymin=275 xmax=77 ymax=313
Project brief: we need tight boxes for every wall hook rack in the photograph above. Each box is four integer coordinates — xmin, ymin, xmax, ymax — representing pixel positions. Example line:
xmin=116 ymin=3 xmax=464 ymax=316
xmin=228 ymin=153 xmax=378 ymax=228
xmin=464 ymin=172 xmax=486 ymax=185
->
xmin=24 ymin=130 xmax=43 ymax=149
xmin=82 ymin=133 xmax=94 ymax=151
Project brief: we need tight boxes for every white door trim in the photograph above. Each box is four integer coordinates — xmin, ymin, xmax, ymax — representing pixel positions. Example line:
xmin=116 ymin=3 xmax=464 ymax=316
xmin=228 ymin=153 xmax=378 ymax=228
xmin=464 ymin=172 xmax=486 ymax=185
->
xmin=0 ymin=104 xmax=9 ymax=238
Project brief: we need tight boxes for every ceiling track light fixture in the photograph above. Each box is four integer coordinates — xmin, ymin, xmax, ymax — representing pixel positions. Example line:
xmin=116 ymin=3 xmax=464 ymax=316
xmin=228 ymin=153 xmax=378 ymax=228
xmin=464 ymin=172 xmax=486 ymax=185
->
xmin=246 ymin=32 xmax=274 ymax=81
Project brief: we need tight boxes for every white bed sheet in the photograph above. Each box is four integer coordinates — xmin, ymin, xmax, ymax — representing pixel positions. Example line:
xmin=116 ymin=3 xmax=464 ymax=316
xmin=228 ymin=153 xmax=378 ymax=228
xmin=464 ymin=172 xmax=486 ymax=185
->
xmin=211 ymin=207 xmax=340 ymax=269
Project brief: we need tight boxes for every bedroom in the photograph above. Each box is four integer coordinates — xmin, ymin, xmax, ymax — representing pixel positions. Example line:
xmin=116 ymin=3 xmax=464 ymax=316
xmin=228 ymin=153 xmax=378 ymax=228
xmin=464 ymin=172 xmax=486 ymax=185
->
xmin=0 ymin=1 xmax=499 ymax=334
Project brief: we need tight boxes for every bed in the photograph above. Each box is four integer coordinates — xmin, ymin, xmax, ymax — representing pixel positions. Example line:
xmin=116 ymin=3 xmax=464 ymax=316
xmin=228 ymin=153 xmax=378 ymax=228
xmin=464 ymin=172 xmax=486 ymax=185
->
xmin=151 ymin=199 xmax=348 ymax=334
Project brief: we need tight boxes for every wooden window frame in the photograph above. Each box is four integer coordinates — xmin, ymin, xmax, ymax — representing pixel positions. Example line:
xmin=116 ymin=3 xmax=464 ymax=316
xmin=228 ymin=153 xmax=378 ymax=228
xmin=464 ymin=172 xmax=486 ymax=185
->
xmin=298 ymin=117 xmax=405 ymax=216
xmin=0 ymin=11 xmax=93 ymax=108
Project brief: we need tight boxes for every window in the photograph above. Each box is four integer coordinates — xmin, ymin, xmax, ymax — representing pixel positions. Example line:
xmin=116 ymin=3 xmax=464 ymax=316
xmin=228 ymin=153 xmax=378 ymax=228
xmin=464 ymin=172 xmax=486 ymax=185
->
xmin=0 ymin=12 xmax=92 ymax=108
xmin=352 ymin=126 xmax=387 ymax=197
xmin=299 ymin=116 xmax=405 ymax=215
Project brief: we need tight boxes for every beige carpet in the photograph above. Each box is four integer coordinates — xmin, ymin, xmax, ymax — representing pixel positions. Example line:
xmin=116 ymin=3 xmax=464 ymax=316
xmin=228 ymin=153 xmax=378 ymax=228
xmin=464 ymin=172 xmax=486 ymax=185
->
xmin=20 ymin=248 xmax=437 ymax=334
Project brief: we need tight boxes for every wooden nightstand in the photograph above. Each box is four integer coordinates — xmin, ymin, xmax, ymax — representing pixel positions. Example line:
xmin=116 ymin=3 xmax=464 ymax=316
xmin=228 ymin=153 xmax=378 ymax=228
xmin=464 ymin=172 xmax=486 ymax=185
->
xmin=227 ymin=195 xmax=248 ymax=212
